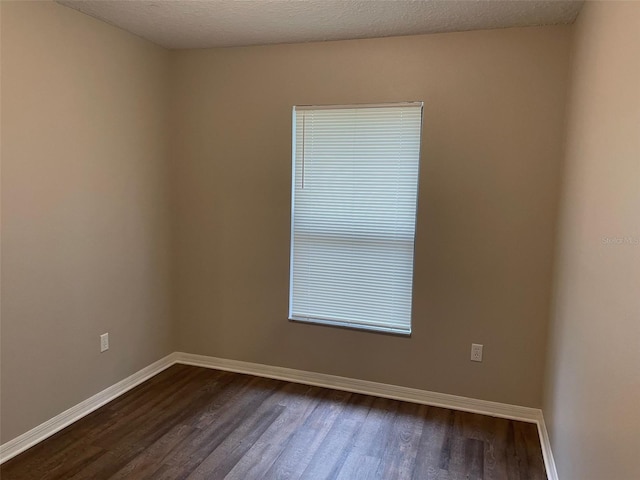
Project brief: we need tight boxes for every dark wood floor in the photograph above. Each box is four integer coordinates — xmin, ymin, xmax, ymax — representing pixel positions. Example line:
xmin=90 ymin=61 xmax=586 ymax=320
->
xmin=1 ymin=364 xmax=547 ymax=480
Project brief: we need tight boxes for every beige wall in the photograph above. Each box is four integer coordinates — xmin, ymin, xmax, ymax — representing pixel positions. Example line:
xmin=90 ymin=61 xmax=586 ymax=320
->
xmin=171 ymin=26 xmax=572 ymax=408
xmin=1 ymin=1 xmax=173 ymax=442
xmin=543 ymin=2 xmax=640 ymax=479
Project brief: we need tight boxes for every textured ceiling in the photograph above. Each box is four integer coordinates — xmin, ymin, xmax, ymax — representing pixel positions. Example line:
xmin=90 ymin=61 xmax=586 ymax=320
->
xmin=57 ymin=0 xmax=584 ymax=49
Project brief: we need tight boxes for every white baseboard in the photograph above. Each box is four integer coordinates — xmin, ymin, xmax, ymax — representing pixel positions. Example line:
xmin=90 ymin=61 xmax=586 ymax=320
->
xmin=0 ymin=351 xmax=558 ymax=479
xmin=0 ymin=352 xmax=177 ymax=464
xmin=176 ymin=352 xmax=558 ymax=480
xmin=536 ymin=411 xmax=559 ymax=480
xmin=176 ymin=352 xmax=540 ymax=421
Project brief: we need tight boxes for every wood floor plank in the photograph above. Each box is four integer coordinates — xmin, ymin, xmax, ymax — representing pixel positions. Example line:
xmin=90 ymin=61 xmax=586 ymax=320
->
xmin=224 ymin=384 xmax=323 ymax=480
xmin=66 ymin=372 xmax=236 ymax=480
xmin=513 ymin=421 xmax=547 ymax=480
xmin=72 ymin=366 xmax=207 ymax=449
xmin=335 ymin=396 xmax=399 ymax=480
xmin=185 ymin=404 xmax=284 ymax=480
xmin=410 ymin=406 xmax=450 ymax=480
xmin=2 ymin=443 xmax=106 ymax=480
xmin=149 ymin=376 xmax=283 ymax=480
xmin=438 ymin=410 xmax=470 ymax=479
xmin=374 ymin=401 xmax=427 ymax=480
xmin=0 ymin=365 xmax=548 ymax=480
xmin=90 ymin=370 xmax=212 ymax=449
xmin=464 ymin=438 xmax=485 ymax=480
xmin=107 ymin=423 xmax=195 ymax=480
xmin=192 ymin=371 xmax=258 ymax=430
xmin=505 ymin=420 xmax=524 ymax=479
xmin=299 ymin=393 xmax=375 ymax=479
xmin=183 ymin=378 xmax=311 ymax=480
xmin=481 ymin=415 xmax=511 ymax=480
xmin=259 ymin=388 xmax=352 ymax=480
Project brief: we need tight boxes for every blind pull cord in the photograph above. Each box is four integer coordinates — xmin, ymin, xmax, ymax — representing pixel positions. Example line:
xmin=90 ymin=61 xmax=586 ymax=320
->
xmin=301 ymin=112 xmax=306 ymax=189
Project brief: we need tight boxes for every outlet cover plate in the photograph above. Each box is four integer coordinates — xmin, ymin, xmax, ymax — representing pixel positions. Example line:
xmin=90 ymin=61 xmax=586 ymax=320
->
xmin=471 ymin=343 xmax=483 ymax=362
xmin=100 ymin=333 xmax=109 ymax=352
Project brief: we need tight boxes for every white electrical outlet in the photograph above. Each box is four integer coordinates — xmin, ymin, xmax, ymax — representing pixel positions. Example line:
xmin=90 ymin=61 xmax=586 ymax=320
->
xmin=100 ymin=333 xmax=109 ymax=352
xmin=471 ymin=343 xmax=483 ymax=362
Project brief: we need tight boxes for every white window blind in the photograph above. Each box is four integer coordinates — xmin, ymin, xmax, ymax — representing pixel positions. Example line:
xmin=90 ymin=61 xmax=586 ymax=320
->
xmin=289 ymin=103 xmax=423 ymax=335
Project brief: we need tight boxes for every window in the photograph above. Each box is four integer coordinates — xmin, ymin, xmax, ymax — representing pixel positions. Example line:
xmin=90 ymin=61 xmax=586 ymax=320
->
xmin=289 ymin=103 xmax=423 ymax=335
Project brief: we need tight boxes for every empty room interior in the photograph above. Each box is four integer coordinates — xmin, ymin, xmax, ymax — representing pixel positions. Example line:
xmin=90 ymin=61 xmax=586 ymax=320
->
xmin=1 ymin=0 xmax=638 ymax=479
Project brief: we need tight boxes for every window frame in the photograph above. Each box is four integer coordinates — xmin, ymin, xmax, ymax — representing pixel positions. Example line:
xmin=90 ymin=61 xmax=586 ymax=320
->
xmin=288 ymin=102 xmax=424 ymax=336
